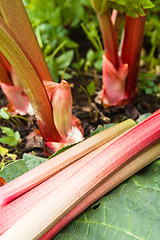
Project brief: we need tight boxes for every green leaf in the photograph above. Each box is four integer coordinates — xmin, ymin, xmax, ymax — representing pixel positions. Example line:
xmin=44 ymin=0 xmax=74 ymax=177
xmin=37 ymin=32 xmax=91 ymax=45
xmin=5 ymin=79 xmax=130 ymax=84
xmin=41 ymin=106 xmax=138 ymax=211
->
xmin=55 ymin=50 xmax=74 ymax=69
xmin=53 ymin=158 xmax=160 ymax=240
xmin=22 ymin=153 xmax=47 ymax=170
xmin=90 ymin=123 xmax=115 ymax=136
xmin=0 ymin=127 xmax=20 ymax=147
xmin=87 ymin=81 xmax=96 ymax=96
xmin=0 ymin=107 xmax=10 ymax=120
xmin=0 ymin=160 xmax=29 ymax=183
xmin=136 ymin=113 xmax=151 ymax=124
xmin=110 ymin=0 xmax=154 ymax=17
xmin=1 ymin=127 xmax=15 ymax=136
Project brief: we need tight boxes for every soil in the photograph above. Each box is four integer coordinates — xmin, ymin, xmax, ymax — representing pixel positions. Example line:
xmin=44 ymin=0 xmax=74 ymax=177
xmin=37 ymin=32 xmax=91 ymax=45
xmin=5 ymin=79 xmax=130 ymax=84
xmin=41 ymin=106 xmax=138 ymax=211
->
xmin=0 ymin=73 xmax=160 ymax=161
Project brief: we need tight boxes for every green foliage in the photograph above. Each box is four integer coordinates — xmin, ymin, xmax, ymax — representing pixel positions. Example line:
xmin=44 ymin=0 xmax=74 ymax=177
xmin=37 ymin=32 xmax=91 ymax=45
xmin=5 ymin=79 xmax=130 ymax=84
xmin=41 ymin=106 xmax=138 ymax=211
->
xmin=23 ymin=0 xmax=93 ymax=81
xmin=144 ymin=15 xmax=160 ymax=70
xmin=46 ymin=49 xmax=74 ymax=82
xmin=0 ymin=159 xmax=29 ymax=183
xmin=0 ymin=127 xmax=21 ymax=147
xmin=138 ymin=72 xmax=159 ymax=96
xmin=22 ymin=153 xmax=47 ymax=170
xmin=110 ymin=0 xmax=154 ymax=17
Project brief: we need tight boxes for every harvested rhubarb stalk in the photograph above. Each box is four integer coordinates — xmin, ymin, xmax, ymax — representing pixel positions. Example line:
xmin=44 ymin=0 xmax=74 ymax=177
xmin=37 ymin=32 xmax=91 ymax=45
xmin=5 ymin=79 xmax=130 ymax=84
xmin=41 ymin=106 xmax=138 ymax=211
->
xmin=0 ymin=119 xmax=135 ymax=206
xmin=0 ymin=111 xmax=159 ymax=239
xmin=40 ymin=141 xmax=160 ymax=239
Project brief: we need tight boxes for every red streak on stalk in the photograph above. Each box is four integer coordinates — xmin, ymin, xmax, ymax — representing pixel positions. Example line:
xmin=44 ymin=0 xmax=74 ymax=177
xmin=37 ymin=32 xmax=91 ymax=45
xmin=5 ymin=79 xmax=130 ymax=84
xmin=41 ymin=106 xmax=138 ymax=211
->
xmin=0 ymin=52 xmax=12 ymax=86
xmin=0 ymin=51 xmax=11 ymax=74
xmin=98 ymin=11 xmax=119 ymax=69
xmin=121 ymin=14 xmax=146 ymax=99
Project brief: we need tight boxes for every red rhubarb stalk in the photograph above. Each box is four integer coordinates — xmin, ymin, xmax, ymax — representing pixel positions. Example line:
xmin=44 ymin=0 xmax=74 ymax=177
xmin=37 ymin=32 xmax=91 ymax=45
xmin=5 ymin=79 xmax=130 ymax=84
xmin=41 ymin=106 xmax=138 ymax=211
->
xmin=40 ymin=141 xmax=160 ymax=239
xmin=1 ymin=111 xmax=159 ymax=239
xmin=0 ymin=120 xmax=135 ymax=235
xmin=0 ymin=119 xmax=135 ymax=206
xmin=121 ymin=14 xmax=147 ymax=99
xmin=0 ymin=62 xmax=11 ymax=86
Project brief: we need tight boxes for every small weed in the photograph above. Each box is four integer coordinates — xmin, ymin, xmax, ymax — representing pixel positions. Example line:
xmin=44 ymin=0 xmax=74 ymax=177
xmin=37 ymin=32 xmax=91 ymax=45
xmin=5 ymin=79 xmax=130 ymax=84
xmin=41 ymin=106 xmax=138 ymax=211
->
xmin=0 ymin=146 xmax=17 ymax=170
xmin=138 ymin=72 xmax=159 ymax=96
xmin=0 ymin=127 xmax=21 ymax=148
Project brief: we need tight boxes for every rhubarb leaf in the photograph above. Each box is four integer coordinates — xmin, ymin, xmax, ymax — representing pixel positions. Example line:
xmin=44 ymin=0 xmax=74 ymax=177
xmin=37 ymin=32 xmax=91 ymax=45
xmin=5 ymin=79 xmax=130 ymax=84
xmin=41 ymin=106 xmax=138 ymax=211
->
xmin=90 ymin=123 xmax=115 ymax=136
xmin=53 ymin=158 xmax=160 ymax=240
xmin=22 ymin=153 xmax=47 ymax=170
xmin=109 ymin=0 xmax=154 ymax=17
xmin=136 ymin=113 xmax=151 ymax=124
xmin=0 ymin=160 xmax=29 ymax=183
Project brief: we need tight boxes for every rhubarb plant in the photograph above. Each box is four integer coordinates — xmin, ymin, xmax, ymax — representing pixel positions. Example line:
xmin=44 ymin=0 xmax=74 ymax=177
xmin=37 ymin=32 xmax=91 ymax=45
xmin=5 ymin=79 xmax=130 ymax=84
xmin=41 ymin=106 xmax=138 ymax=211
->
xmin=0 ymin=110 xmax=159 ymax=239
xmin=90 ymin=0 xmax=154 ymax=107
xmin=0 ymin=0 xmax=83 ymax=153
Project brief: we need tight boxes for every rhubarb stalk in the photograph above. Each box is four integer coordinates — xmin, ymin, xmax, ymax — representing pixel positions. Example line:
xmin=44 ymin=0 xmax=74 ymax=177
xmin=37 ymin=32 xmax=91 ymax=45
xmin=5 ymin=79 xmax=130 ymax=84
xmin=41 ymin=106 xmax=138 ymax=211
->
xmin=40 ymin=141 xmax=160 ymax=239
xmin=0 ymin=0 xmax=53 ymax=82
xmin=98 ymin=11 xmax=119 ymax=68
xmin=0 ymin=18 xmax=61 ymax=142
xmin=0 ymin=119 xmax=135 ymax=206
xmin=1 ymin=111 xmax=159 ymax=239
xmin=121 ymin=14 xmax=147 ymax=99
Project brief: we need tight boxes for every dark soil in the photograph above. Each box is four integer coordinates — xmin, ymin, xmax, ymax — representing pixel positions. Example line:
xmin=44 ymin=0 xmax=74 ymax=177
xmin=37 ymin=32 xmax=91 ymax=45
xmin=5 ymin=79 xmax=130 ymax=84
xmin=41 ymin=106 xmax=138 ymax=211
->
xmin=0 ymin=74 xmax=160 ymax=161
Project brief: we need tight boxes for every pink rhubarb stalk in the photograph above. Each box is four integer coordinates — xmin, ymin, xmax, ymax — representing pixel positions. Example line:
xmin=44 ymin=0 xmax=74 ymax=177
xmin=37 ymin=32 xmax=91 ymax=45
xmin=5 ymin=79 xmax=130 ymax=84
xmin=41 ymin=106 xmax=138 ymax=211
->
xmin=0 ymin=83 xmax=34 ymax=115
xmin=0 ymin=119 xmax=135 ymax=206
xmin=40 ymin=141 xmax=160 ymax=239
xmin=100 ymin=53 xmax=128 ymax=106
xmin=0 ymin=52 xmax=33 ymax=115
xmin=94 ymin=7 xmax=129 ymax=106
xmin=0 ymin=110 xmax=160 ymax=239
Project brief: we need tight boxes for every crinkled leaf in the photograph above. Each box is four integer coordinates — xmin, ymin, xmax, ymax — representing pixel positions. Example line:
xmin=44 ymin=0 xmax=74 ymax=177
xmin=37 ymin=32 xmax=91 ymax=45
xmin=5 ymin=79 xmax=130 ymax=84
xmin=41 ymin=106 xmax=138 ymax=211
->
xmin=0 ymin=160 xmax=29 ymax=183
xmin=53 ymin=158 xmax=160 ymax=240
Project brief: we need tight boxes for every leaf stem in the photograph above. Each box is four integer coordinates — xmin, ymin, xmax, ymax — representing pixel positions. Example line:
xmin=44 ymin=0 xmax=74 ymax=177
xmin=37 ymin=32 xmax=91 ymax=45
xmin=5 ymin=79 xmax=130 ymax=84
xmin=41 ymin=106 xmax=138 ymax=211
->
xmin=98 ymin=10 xmax=119 ymax=68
